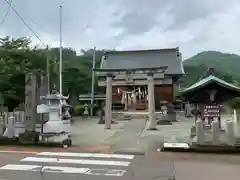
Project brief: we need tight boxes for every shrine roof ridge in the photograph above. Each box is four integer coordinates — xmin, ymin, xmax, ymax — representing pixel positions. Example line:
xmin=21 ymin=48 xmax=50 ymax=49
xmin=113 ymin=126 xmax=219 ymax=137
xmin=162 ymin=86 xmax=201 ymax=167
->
xmin=103 ymin=47 xmax=179 ymax=54
xmin=180 ymin=75 xmax=240 ymax=94
xmin=99 ymin=47 xmax=184 ymax=79
xmin=93 ymin=66 xmax=168 ymax=72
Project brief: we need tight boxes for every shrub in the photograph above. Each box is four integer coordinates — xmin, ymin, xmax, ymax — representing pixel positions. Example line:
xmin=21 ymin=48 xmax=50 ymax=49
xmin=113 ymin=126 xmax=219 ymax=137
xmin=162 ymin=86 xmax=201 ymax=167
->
xmin=227 ymin=97 xmax=240 ymax=109
xmin=74 ymin=104 xmax=84 ymax=116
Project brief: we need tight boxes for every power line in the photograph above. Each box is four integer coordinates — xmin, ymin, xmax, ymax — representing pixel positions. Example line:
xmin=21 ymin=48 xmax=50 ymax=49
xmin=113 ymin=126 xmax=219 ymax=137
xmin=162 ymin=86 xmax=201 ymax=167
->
xmin=3 ymin=0 xmax=52 ymax=94
xmin=0 ymin=0 xmax=12 ymax=27
xmin=3 ymin=0 xmax=45 ymax=46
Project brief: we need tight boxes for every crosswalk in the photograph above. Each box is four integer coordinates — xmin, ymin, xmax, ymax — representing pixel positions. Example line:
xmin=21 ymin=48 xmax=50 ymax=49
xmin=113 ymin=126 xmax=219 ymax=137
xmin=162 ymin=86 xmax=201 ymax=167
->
xmin=0 ymin=152 xmax=135 ymax=177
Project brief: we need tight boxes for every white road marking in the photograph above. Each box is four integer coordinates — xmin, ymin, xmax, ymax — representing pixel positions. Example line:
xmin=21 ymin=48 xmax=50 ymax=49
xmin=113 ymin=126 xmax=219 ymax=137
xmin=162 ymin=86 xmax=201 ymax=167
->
xmin=0 ymin=164 xmax=126 ymax=176
xmin=37 ymin=152 xmax=135 ymax=159
xmin=21 ymin=157 xmax=131 ymax=166
xmin=163 ymin=142 xmax=190 ymax=149
xmin=86 ymin=169 xmax=126 ymax=176
xmin=42 ymin=166 xmax=89 ymax=174
xmin=0 ymin=164 xmax=40 ymax=171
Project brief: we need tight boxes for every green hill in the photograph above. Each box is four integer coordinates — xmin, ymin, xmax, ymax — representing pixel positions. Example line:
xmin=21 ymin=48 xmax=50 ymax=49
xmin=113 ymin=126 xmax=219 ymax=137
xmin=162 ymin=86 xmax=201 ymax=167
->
xmin=184 ymin=51 xmax=240 ymax=79
xmin=181 ymin=51 xmax=240 ymax=87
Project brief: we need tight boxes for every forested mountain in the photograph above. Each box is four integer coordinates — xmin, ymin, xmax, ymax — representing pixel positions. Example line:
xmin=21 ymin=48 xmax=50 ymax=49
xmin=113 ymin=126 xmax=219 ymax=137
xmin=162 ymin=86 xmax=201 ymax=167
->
xmin=1 ymin=35 xmax=240 ymax=110
xmin=180 ymin=51 xmax=240 ymax=88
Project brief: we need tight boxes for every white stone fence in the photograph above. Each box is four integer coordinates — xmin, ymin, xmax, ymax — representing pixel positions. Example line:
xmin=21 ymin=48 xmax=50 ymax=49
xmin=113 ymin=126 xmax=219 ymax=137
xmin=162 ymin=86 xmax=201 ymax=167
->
xmin=0 ymin=111 xmax=25 ymax=127
xmin=0 ymin=111 xmax=25 ymax=136
xmin=0 ymin=111 xmax=43 ymax=137
xmin=195 ymin=119 xmax=236 ymax=145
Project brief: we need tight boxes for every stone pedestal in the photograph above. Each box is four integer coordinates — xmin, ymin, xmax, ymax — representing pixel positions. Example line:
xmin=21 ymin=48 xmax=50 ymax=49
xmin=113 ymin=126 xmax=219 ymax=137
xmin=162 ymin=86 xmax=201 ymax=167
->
xmin=196 ymin=120 xmax=204 ymax=144
xmin=105 ymin=75 xmax=113 ymax=129
xmin=212 ymin=120 xmax=220 ymax=145
xmin=147 ymin=74 xmax=157 ymax=130
xmin=167 ymin=103 xmax=177 ymax=122
xmin=185 ymin=102 xmax=192 ymax=117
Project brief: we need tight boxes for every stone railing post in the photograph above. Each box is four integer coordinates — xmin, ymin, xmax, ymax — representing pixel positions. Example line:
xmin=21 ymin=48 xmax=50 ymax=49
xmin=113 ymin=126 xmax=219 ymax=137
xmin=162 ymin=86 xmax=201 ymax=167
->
xmin=196 ymin=119 xmax=204 ymax=144
xmin=225 ymin=120 xmax=235 ymax=146
xmin=212 ymin=119 xmax=220 ymax=145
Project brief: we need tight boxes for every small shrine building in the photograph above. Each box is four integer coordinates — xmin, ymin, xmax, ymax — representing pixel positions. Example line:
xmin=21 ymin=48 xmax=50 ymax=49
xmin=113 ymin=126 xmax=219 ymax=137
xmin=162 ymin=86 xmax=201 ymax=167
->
xmin=97 ymin=48 xmax=184 ymax=111
xmin=180 ymin=69 xmax=240 ymax=127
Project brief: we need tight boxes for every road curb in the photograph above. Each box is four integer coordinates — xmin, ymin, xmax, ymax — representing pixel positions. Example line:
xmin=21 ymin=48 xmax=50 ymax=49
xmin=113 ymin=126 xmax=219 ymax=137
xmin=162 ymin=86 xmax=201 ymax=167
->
xmin=0 ymin=145 xmax=111 ymax=154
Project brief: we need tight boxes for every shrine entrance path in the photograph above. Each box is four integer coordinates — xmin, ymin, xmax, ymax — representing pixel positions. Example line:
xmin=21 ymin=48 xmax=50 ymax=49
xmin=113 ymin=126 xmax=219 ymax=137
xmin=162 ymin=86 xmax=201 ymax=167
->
xmin=70 ymin=113 xmax=196 ymax=154
xmin=71 ymin=117 xmax=126 ymax=150
xmin=70 ymin=112 xmax=235 ymax=153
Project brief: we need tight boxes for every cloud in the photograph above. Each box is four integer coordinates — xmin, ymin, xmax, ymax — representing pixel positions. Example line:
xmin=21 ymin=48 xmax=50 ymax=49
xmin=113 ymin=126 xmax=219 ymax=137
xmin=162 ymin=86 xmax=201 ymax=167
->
xmin=0 ymin=0 xmax=240 ymax=58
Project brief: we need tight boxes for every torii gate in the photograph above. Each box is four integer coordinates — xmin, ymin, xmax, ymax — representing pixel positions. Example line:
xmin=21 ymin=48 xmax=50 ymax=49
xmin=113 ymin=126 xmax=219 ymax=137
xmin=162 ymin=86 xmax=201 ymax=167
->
xmin=93 ymin=66 xmax=168 ymax=130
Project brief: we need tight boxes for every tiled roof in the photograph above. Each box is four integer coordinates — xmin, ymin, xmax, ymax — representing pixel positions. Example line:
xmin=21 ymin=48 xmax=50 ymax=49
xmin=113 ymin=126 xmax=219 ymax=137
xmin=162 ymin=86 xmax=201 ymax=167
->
xmin=181 ymin=75 xmax=240 ymax=94
xmin=99 ymin=48 xmax=184 ymax=79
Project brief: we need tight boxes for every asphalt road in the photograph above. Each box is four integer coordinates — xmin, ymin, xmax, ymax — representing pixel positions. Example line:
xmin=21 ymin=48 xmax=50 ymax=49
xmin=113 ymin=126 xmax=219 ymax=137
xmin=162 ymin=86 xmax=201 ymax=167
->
xmin=0 ymin=151 xmax=175 ymax=180
xmin=0 ymin=151 xmax=239 ymax=180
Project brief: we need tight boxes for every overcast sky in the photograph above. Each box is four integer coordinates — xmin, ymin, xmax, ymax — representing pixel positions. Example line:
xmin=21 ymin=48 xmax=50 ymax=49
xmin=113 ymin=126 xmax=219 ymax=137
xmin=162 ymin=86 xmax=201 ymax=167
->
xmin=0 ymin=0 xmax=240 ymax=59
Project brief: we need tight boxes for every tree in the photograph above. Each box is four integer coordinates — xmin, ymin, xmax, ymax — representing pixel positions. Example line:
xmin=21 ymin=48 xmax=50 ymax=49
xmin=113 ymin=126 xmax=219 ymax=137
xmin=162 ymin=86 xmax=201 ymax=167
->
xmin=0 ymin=37 xmax=47 ymax=111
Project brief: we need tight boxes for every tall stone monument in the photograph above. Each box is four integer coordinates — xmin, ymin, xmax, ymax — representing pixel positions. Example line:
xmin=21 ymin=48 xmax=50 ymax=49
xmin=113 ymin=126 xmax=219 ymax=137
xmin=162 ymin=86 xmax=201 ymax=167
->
xmin=18 ymin=73 xmax=39 ymax=141
xmin=24 ymin=73 xmax=37 ymax=132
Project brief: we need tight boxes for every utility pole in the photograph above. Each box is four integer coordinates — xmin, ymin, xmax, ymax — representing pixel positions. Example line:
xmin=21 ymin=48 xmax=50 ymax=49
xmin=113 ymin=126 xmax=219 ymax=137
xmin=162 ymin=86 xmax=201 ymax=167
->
xmin=59 ymin=5 xmax=63 ymax=117
xmin=46 ymin=45 xmax=50 ymax=95
xmin=59 ymin=5 xmax=63 ymax=97
xmin=90 ymin=47 xmax=96 ymax=117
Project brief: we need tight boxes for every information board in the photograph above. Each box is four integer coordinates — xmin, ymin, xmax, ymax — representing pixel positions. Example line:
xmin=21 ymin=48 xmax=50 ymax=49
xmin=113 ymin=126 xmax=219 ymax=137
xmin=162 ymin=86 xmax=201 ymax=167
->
xmin=203 ymin=105 xmax=220 ymax=118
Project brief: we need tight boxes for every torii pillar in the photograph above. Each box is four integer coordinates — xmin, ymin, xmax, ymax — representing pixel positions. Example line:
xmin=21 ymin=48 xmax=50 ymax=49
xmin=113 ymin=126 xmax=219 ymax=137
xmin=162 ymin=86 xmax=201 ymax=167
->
xmin=147 ymin=72 xmax=157 ymax=130
xmin=105 ymin=74 xmax=113 ymax=129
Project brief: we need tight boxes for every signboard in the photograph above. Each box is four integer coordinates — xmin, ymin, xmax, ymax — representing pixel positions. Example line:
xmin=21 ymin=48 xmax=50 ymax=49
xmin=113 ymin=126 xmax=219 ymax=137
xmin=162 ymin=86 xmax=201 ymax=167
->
xmin=37 ymin=104 xmax=49 ymax=113
xmin=203 ymin=105 xmax=220 ymax=118
xmin=125 ymin=73 xmax=134 ymax=84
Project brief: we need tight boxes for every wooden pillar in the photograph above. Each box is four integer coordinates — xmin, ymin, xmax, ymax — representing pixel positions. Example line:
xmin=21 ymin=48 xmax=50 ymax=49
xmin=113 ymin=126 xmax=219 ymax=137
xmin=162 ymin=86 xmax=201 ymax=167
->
xmin=147 ymin=73 xmax=157 ymax=130
xmin=105 ymin=74 xmax=113 ymax=129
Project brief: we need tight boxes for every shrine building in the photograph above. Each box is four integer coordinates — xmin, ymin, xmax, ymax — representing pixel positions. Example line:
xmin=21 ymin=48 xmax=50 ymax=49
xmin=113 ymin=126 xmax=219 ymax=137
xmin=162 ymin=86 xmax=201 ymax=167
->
xmin=97 ymin=48 xmax=185 ymax=110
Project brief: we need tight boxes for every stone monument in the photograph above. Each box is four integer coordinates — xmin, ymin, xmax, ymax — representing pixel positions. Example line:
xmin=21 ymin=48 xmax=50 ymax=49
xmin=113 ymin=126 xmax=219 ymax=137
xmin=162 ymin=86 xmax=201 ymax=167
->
xmin=24 ymin=73 xmax=37 ymax=132
xmin=18 ymin=73 xmax=39 ymax=141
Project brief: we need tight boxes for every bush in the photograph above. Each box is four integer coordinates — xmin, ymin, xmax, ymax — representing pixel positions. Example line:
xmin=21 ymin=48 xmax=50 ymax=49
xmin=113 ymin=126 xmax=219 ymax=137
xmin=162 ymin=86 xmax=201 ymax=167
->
xmin=74 ymin=104 xmax=84 ymax=116
xmin=73 ymin=104 xmax=100 ymax=116
xmin=227 ymin=97 xmax=240 ymax=109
